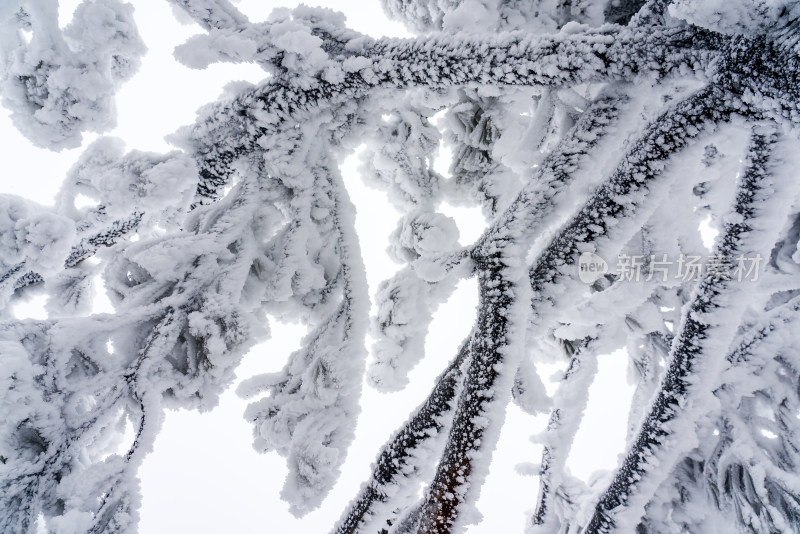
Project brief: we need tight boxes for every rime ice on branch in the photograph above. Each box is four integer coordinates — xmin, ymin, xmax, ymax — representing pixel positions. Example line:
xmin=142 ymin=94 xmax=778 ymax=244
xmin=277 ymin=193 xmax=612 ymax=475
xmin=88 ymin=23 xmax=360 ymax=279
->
xmin=1 ymin=0 xmax=800 ymax=533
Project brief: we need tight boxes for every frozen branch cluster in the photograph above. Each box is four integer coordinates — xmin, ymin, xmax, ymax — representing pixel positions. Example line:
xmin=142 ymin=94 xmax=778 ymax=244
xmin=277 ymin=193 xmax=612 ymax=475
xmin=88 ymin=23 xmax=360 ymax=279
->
xmin=1 ymin=0 xmax=799 ymax=533
xmin=0 ymin=0 xmax=145 ymax=149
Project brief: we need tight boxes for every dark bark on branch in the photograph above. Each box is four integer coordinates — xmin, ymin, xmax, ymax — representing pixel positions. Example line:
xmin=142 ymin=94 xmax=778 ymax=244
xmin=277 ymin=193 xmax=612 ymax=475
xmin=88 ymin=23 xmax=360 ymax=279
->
xmin=332 ymin=343 xmax=470 ymax=534
xmin=190 ymin=26 xmax=724 ymax=202
xmin=528 ymin=86 xmax=731 ymax=300
xmin=415 ymin=250 xmax=517 ymax=532
xmin=584 ymin=128 xmax=779 ymax=533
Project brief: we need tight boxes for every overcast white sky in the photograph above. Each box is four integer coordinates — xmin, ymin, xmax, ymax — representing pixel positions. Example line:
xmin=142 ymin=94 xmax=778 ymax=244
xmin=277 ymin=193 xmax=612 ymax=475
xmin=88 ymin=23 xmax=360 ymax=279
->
xmin=1 ymin=2 xmax=635 ymax=532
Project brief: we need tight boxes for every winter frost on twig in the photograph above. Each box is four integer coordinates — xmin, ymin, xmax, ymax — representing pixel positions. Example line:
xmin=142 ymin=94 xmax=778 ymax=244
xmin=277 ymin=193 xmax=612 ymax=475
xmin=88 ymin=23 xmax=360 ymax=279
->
xmin=3 ymin=0 xmax=800 ymax=533
xmin=237 ymin=147 xmax=370 ymax=513
xmin=584 ymin=127 xmax=796 ymax=533
xmin=333 ymin=342 xmax=470 ymax=534
xmin=0 ymin=0 xmax=145 ymax=149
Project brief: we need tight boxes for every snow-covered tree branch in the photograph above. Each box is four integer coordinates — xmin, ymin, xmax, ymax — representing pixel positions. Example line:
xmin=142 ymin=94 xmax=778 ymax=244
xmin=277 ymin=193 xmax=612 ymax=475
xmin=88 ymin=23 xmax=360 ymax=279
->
xmin=1 ymin=0 xmax=799 ymax=533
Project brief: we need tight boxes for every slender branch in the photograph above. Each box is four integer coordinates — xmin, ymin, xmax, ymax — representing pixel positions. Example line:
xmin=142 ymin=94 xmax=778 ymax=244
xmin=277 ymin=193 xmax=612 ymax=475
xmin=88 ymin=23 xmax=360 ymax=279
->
xmin=528 ymin=85 xmax=731 ymax=306
xmin=332 ymin=342 xmax=470 ymax=534
xmin=405 ymin=85 xmax=730 ymax=534
xmin=584 ymin=127 xmax=783 ymax=533
xmin=419 ymin=93 xmax=629 ymax=291
xmin=471 ymin=94 xmax=627 ymax=260
xmin=167 ymin=0 xmax=249 ymax=31
xmin=530 ymin=337 xmax=597 ymax=529
xmin=521 ymin=85 xmax=733 ymax=532
xmin=190 ymin=25 xmax=725 ymax=202
xmin=65 ymin=211 xmax=144 ymax=268
xmin=415 ymin=246 xmax=525 ymax=532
